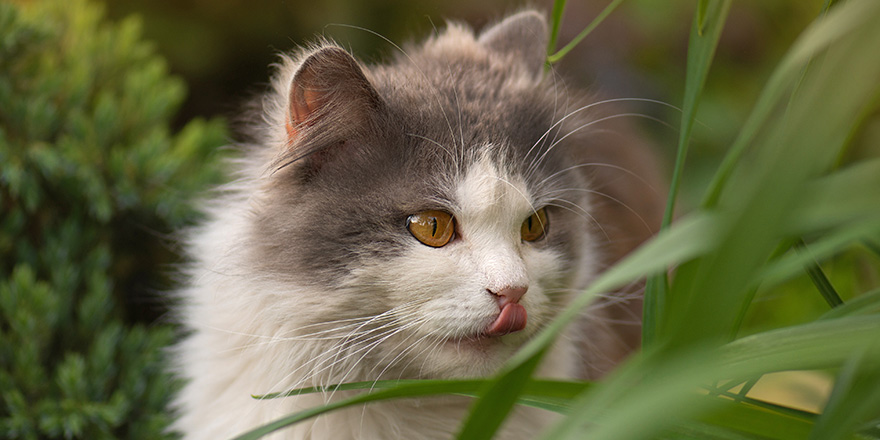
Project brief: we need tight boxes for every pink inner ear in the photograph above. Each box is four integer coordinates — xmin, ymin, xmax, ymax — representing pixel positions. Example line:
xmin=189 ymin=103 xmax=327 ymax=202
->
xmin=286 ymin=87 xmax=322 ymax=140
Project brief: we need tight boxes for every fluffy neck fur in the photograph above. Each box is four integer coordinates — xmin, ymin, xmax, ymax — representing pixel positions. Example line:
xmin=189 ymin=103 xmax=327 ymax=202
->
xmin=171 ymin=10 xmax=663 ymax=440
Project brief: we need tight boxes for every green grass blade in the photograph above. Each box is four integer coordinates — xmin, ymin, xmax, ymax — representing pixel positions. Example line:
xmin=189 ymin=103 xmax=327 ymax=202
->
xmin=820 ymin=287 xmax=880 ymax=320
xmin=641 ymin=274 xmax=667 ymax=346
xmin=697 ymin=0 xmax=709 ymax=35
xmin=253 ymin=379 xmax=477 ymax=400
xmin=719 ymin=315 xmax=880 ymax=373
xmin=546 ymin=0 xmax=624 ymax=64
xmin=810 ymin=349 xmax=880 ymax=440
xmin=759 ymin=221 xmax=880 ymax=290
xmin=256 ymin=378 xmax=591 ymax=406
xmin=661 ymin=0 xmax=731 ymax=228
xmin=236 ymin=378 xmax=593 ymax=439
xmin=233 ymin=380 xmax=486 ymax=440
xmin=698 ymin=399 xmax=815 ymax=439
xmin=547 ymin=0 xmax=567 ymax=57
xmin=455 ymin=347 xmax=548 ymax=439
xmin=791 ymin=159 xmax=880 ymax=233
xmin=795 ymin=239 xmax=844 ymax=308
xmin=644 ymin=0 xmax=731 ymax=348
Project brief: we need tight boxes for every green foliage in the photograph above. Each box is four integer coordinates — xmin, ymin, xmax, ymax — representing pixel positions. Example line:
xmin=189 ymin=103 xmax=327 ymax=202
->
xmin=0 ymin=0 xmax=226 ymax=438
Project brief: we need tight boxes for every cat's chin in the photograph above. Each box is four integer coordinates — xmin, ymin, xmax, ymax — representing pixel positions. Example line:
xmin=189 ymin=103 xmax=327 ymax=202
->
xmin=425 ymin=333 xmax=527 ymax=377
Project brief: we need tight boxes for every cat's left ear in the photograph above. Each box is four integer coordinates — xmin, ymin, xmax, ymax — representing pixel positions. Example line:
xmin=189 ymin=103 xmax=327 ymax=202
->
xmin=478 ymin=10 xmax=548 ymax=76
xmin=285 ymin=46 xmax=382 ymax=142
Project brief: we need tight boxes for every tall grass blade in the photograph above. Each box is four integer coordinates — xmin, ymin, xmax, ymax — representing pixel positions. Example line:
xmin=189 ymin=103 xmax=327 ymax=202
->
xmin=809 ymin=349 xmax=880 ymax=440
xmin=697 ymin=0 xmax=709 ymax=35
xmin=234 ymin=378 xmax=592 ymax=439
xmin=547 ymin=0 xmax=567 ymax=58
xmin=233 ymin=380 xmax=486 ymax=440
xmin=643 ymin=0 xmax=731 ymax=347
xmin=819 ymin=287 xmax=880 ymax=320
xmin=455 ymin=348 xmax=548 ymax=439
xmin=759 ymin=220 xmax=880 ymax=290
xmin=791 ymin=158 xmax=880 ymax=233
xmin=662 ymin=0 xmax=731 ymax=228
xmin=697 ymin=399 xmax=815 ymax=439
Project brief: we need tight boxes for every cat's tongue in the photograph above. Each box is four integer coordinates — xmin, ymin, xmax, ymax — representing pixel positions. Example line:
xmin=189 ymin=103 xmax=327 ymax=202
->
xmin=484 ymin=303 xmax=527 ymax=337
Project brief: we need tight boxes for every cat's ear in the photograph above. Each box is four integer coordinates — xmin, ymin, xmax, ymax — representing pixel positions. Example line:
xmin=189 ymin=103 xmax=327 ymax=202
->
xmin=478 ymin=10 xmax=548 ymax=76
xmin=285 ymin=46 xmax=382 ymax=141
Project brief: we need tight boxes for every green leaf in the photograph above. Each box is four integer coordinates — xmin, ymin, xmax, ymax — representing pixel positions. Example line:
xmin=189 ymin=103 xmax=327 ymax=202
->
xmin=645 ymin=0 xmax=732 ymax=347
xmin=546 ymin=0 xmax=567 ymax=57
xmin=810 ymin=349 xmax=880 ymax=440
xmin=819 ymin=288 xmax=880 ymax=320
xmin=794 ymin=239 xmax=844 ymax=308
xmin=456 ymin=345 xmax=549 ymax=439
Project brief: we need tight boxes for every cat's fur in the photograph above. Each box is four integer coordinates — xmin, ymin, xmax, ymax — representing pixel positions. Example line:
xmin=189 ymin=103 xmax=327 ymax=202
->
xmin=171 ymin=10 xmax=663 ymax=439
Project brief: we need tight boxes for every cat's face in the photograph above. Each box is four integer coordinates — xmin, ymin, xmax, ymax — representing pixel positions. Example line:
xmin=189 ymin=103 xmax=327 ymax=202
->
xmin=243 ymin=12 xmax=598 ymax=379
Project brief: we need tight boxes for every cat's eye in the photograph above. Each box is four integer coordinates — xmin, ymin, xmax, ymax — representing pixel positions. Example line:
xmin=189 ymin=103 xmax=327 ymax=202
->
xmin=521 ymin=208 xmax=548 ymax=242
xmin=407 ymin=210 xmax=455 ymax=247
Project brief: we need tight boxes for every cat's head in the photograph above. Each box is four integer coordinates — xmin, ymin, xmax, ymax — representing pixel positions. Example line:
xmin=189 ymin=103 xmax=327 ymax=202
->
xmin=240 ymin=11 xmax=604 ymax=378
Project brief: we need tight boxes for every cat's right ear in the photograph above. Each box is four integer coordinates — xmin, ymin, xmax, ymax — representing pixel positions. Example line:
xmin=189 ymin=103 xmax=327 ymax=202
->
xmin=478 ymin=10 xmax=549 ymax=77
xmin=285 ymin=46 xmax=382 ymax=142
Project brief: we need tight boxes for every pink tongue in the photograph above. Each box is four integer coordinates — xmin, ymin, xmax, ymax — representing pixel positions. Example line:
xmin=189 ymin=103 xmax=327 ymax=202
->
xmin=485 ymin=303 xmax=527 ymax=337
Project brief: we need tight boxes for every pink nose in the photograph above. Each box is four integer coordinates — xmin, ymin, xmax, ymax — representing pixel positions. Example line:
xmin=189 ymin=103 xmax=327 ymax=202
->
xmin=490 ymin=286 xmax=528 ymax=306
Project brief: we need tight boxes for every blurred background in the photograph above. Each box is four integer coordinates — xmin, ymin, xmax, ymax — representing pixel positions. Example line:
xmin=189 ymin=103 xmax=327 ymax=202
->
xmin=97 ymin=0 xmax=878 ymax=328
xmin=97 ymin=0 xmax=834 ymax=204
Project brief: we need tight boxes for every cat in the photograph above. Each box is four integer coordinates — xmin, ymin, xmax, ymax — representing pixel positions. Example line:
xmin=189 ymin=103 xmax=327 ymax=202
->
xmin=170 ymin=9 xmax=664 ymax=440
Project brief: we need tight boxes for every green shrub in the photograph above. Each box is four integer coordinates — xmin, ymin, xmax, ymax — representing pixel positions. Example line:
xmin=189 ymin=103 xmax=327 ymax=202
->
xmin=0 ymin=0 xmax=226 ymax=438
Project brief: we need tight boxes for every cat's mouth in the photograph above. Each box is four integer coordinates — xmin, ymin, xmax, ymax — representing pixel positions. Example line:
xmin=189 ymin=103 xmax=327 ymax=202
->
xmin=439 ymin=303 xmax=529 ymax=354
xmin=483 ymin=302 xmax=527 ymax=337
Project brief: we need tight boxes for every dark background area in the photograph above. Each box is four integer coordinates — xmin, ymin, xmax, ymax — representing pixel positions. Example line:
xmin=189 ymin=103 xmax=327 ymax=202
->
xmin=98 ymin=0 xmax=817 ymax=162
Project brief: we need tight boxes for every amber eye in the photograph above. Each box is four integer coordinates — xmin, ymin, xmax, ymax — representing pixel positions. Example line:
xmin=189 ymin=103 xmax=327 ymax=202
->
xmin=407 ymin=210 xmax=455 ymax=247
xmin=521 ymin=207 xmax=548 ymax=242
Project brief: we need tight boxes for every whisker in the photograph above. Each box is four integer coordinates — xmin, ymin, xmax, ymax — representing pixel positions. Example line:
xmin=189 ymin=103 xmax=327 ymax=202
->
xmin=528 ymin=112 xmax=666 ymax=179
xmin=542 ymin=187 xmax=654 ymax=235
xmin=524 ymin=97 xmax=679 ymax=178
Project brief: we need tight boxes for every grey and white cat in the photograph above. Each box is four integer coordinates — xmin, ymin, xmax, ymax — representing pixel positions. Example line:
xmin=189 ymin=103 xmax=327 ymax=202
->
xmin=171 ymin=10 xmax=663 ymax=440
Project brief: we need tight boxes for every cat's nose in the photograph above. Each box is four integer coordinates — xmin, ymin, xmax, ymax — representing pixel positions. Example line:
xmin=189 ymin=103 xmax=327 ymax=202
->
xmin=490 ymin=286 xmax=528 ymax=306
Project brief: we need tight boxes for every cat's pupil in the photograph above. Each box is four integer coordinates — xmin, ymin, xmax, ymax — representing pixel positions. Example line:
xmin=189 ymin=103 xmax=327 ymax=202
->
xmin=407 ymin=210 xmax=455 ymax=247
xmin=521 ymin=208 xmax=548 ymax=242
